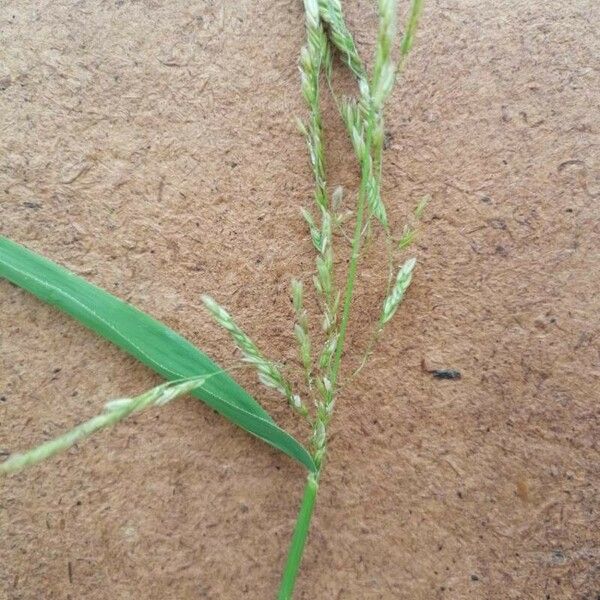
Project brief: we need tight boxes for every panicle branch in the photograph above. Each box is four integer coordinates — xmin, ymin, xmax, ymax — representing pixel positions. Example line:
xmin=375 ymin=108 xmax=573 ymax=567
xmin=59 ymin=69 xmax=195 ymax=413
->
xmin=201 ymin=295 xmax=308 ymax=416
xmin=0 ymin=376 xmax=211 ymax=475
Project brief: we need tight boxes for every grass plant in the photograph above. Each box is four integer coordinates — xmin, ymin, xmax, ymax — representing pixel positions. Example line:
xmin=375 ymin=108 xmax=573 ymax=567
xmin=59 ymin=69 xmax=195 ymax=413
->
xmin=0 ymin=1 xmax=424 ymax=597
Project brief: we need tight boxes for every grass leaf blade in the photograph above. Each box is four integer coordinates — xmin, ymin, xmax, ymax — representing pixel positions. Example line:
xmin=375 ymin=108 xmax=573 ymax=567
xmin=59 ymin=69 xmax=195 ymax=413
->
xmin=0 ymin=236 xmax=316 ymax=472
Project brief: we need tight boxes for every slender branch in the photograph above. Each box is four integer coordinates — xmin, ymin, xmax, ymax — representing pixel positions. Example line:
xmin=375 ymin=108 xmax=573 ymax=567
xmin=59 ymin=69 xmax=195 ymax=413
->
xmin=0 ymin=375 xmax=214 ymax=475
xmin=329 ymin=104 xmax=374 ymax=390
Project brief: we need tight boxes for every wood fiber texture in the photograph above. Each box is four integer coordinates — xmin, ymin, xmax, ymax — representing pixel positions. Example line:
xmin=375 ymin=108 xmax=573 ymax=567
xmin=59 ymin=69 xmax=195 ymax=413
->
xmin=0 ymin=0 xmax=598 ymax=598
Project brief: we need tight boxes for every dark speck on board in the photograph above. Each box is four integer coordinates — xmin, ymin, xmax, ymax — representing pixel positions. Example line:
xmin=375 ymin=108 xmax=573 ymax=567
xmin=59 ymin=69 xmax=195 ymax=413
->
xmin=432 ymin=369 xmax=462 ymax=380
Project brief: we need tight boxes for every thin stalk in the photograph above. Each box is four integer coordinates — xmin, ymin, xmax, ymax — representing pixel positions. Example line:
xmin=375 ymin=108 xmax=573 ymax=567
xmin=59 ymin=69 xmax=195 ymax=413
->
xmin=277 ymin=473 xmax=319 ymax=600
xmin=348 ymin=326 xmax=382 ymax=383
xmin=330 ymin=108 xmax=374 ymax=389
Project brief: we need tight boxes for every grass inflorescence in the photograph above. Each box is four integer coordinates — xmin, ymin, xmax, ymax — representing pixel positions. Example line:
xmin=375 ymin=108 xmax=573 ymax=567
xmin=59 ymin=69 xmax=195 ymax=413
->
xmin=0 ymin=2 xmax=425 ymax=598
xmin=279 ymin=0 xmax=426 ymax=596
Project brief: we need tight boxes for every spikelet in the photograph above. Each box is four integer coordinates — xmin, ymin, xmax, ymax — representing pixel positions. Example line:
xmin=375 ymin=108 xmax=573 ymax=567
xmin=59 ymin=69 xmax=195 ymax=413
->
xmin=365 ymin=165 xmax=388 ymax=227
xmin=318 ymin=332 xmax=338 ymax=370
xmin=301 ymin=0 xmax=329 ymax=209
xmin=398 ymin=195 xmax=429 ymax=250
xmin=340 ymin=99 xmax=389 ymax=227
xmin=311 ymin=418 xmax=327 ymax=466
xmin=318 ymin=0 xmax=367 ymax=83
xmin=399 ymin=0 xmax=424 ymax=67
xmin=0 ymin=376 xmax=210 ymax=475
xmin=372 ymin=0 xmax=398 ymax=109
xmin=331 ymin=185 xmax=344 ymax=212
xmin=315 ymin=247 xmax=333 ymax=301
xmin=301 ymin=207 xmax=324 ymax=252
xmin=398 ymin=227 xmax=417 ymax=251
xmin=380 ymin=258 xmax=417 ymax=324
xmin=201 ymin=295 xmax=307 ymax=415
xmin=291 ymin=279 xmax=313 ymax=385
xmin=414 ymin=194 xmax=429 ymax=218
xmin=291 ymin=278 xmax=304 ymax=315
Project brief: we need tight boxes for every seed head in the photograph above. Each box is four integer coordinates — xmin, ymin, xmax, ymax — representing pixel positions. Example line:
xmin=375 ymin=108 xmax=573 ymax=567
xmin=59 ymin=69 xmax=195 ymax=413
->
xmin=380 ymin=258 xmax=417 ymax=324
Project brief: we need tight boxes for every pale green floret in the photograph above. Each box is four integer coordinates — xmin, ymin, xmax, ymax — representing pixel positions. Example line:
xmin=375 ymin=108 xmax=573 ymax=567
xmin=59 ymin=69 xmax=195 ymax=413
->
xmin=317 ymin=0 xmax=367 ymax=82
xmin=316 ymin=248 xmax=333 ymax=301
xmin=372 ymin=0 xmax=398 ymax=108
xmin=331 ymin=186 xmax=343 ymax=211
xmin=294 ymin=324 xmax=312 ymax=371
xmin=295 ymin=116 xmax=308 ymax=137
xmin=398 ymin=226 xmax=417 ymax=251
xmin=414 ymin=194 xmax=429 ymax=218
xmin=291 ymin=279 xmax=313 ymax=385
xmin=322 ymin=289 xmax=340 ymax=335
xmin=398 ymin=195 xmax=429 ymax=250
xmin=319 ymin=207 xmax=332 ymax=252
xmin=311 ymin=418 xmax=327 ymax=466
xmin=380 ymin=258 xmax=417 ymax=324
xmin=400 ymin=0 xmax=424 ymax=66
xmin=341 ymin=97 xmax=388 ymax=228
xmin=366 ymin=165 xmax=388 ymax=227
xmin=319 ymin=332 xmax=338 ymax=370
xmin=303 ymin=0 xmax=320 ymax=26
xmin=291 ymin=278 xmax=304 ymax=315
xmin=341 ymin=99 xmax=360 ymax=137
xmin=0 ymin=376 xmax=210 ymax=475
xmin=301 ymin=207 xmax=323 ymax=252
xmin=201 ymin=295 xmax=307 ymax=416
xmin=350 ymin=125 xmax=366 ymax=157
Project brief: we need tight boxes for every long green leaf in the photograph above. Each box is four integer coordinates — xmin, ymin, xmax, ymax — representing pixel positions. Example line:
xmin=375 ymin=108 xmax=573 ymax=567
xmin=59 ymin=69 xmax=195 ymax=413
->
xmin=0 ymin=236 xmax=316 ymax=472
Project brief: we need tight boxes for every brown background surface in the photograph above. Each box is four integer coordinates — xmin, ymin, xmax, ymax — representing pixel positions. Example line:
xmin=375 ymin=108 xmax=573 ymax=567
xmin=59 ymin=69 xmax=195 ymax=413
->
xmin=0 ymin=0 xmax=598 ymax=598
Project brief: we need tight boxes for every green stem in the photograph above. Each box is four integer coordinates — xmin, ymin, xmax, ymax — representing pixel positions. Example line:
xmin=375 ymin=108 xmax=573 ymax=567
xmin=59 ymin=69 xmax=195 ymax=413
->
xmin=330 ymin=195 xmax=366 ymax=389
xmin=276 ymin=131 xmax=370 ymax=599
xmin=277 ymin=473 xmax=319 ymax=600
xmin=276 ymin=103 xmax=374 ymax=600
xmin=278 ymin=29 xmax=376 ymax=600
xmin=329 ymin=112 xmax=373 ymax=389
